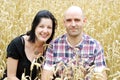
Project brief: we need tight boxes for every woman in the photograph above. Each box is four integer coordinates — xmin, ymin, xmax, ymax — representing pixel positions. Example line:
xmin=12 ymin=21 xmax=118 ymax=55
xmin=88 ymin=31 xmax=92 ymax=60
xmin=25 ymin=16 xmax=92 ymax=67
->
xmin=1 ymin=10 xmax=57 ymax=80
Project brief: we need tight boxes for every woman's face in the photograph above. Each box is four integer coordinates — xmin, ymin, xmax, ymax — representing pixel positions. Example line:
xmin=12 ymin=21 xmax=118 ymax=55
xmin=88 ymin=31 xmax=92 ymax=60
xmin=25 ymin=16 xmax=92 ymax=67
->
xmin=35 ymin=18 xmax=52 ymax=42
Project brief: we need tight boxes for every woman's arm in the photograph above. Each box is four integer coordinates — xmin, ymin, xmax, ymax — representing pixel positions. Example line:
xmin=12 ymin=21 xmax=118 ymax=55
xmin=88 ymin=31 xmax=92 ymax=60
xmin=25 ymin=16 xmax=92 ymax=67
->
xmin=41 ymin=69 xmax=53 ymax=80
xmin=7 ymin=57 xmax=19 ymax=80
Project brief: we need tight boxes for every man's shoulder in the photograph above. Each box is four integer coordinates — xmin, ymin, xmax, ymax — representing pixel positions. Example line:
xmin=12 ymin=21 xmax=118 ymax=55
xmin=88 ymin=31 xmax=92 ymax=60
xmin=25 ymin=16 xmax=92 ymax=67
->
xmin=52 ymin=34 xmax=66 ymax=43
xmin=83 ymin=34 xmax=100 ymax=44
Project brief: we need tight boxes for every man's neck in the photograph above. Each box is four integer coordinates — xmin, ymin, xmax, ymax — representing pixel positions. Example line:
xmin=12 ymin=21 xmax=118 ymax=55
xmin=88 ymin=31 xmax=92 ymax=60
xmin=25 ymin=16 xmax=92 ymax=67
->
xmin=67 ymin=34 xmax=82 ymax=48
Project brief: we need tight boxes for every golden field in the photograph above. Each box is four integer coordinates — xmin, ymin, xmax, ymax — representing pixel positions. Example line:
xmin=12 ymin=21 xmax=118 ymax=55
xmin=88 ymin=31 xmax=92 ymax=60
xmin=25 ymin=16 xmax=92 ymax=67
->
xmin=0 ymin=0 xmax=120 ymax=79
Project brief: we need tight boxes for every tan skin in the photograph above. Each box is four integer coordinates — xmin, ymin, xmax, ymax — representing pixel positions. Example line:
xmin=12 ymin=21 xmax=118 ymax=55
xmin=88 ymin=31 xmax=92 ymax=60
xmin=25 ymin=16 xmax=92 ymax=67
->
xmin=7 ymin=18 xmax=52 ymax=80
xmin=41 ymin=6 xmax=107 ymax=80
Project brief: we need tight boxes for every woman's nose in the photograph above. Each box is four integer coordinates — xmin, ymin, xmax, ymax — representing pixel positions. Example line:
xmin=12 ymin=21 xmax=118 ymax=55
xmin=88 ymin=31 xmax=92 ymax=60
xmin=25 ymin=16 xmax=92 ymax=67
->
xmin=43 ymin=27 xmax=48 ymax=33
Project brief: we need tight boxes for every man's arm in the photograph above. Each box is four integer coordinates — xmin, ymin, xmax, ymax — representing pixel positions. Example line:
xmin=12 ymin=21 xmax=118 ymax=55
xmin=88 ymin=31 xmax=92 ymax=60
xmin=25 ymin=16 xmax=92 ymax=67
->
xmin=102 ymin=71 xmax=107 ymax=80
xmin=41 ymin=69 xmax=53 ymax=80
xmin=95 ymin=71 xmax=107 ymax=80
xmin=94 ymin=42 xmax=107 ymax=80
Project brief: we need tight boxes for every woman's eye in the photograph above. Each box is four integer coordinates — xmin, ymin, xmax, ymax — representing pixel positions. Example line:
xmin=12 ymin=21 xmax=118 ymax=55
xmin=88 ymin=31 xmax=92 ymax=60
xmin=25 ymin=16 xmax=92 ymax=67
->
xmin=39 ymin=26 xmax=44 ymax=28
xmin=48 ymin=26 xmax=52 ymax=29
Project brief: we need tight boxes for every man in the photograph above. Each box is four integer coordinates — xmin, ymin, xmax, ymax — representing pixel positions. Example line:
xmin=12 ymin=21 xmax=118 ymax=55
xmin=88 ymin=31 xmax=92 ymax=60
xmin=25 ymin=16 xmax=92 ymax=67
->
xmin=41 ymin=6 xmax=107 ymax=80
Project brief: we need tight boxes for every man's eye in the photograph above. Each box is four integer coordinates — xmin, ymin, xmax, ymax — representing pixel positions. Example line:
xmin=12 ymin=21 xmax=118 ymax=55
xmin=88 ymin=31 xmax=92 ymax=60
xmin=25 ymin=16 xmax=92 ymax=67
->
xmin=75 ymin=19 xmax=80 ymax=22
xmin=66 ymin=19 xmax=71 ymax=22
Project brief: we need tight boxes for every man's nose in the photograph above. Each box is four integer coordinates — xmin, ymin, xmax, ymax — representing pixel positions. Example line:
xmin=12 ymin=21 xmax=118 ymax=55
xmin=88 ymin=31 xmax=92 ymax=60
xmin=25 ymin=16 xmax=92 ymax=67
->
xmin=71 ymin=21 xmax=76 ymax=27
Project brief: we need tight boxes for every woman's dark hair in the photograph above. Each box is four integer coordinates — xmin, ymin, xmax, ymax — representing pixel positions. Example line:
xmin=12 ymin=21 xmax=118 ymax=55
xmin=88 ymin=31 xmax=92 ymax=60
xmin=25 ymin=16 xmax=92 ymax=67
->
xmin=27 ymin=10 xmax=57 ymax=44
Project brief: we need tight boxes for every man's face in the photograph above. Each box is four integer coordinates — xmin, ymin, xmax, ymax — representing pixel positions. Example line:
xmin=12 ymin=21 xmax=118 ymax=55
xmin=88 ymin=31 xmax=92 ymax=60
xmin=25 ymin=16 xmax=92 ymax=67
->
xmin=64 ymin=11 xmax=85 ymax=37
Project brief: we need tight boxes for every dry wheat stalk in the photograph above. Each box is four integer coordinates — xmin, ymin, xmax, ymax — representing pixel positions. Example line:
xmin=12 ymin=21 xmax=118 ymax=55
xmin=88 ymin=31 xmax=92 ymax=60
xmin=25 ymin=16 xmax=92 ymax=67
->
xmin=0 ymin=0 xmax=120 ymax=80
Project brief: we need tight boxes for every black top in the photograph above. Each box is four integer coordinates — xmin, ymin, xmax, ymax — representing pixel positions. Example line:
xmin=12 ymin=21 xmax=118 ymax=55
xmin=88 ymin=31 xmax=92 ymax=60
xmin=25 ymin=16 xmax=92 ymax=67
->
xmin=2 ymin=35 xmax=43 ymax=80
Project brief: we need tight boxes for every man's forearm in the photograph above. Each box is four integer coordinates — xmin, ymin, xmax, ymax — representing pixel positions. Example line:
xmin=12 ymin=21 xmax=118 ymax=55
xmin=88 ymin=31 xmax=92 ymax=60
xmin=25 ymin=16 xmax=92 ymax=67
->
xmin=96 ymin=71 xmax=107 ymax=80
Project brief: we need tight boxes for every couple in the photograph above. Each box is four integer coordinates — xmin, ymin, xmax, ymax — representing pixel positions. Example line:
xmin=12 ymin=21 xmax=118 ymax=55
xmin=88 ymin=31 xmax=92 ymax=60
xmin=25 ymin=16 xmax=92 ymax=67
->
xmin=2 ymin=6 xmax=107 ymax=80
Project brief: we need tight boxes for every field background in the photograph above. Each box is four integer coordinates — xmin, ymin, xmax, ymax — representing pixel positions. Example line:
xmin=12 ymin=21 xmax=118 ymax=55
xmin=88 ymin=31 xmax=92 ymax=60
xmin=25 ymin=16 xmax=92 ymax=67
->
xmin=0 ymin=0 xmax=120 ymax=79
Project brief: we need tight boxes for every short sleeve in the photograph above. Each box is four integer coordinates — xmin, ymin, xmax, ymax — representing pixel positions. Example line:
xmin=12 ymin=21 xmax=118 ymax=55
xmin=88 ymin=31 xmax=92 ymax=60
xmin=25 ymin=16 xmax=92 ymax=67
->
xmin=43 ymin=42 xmax=54 ymax=70
xmin=7 ymin=37 xmax=21 ymax=59
xmin=94 ymin=42 xmax=107 ymax=72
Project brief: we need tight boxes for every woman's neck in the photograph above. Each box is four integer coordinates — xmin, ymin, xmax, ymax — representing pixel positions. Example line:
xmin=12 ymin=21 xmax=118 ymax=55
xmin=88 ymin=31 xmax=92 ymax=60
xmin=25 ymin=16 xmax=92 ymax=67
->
xmin=34 ymin=40 xmax=45 ymax=48
xmin=25 ymin=35 xmax=45 ymax=54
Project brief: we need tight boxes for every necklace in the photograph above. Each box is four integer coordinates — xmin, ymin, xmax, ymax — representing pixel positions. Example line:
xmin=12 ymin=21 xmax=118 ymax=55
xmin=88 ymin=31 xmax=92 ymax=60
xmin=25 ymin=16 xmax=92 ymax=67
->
xmin=34 ymin=44 xmax=46 ymax=55
xmin=34 ymin=51 xmax=40 ymax=55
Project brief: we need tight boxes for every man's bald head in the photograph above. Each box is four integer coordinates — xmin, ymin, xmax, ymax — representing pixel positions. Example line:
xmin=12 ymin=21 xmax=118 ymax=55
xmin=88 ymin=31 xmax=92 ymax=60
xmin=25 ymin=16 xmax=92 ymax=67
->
xmin=64 ymin=6 xmax=84 ymax=19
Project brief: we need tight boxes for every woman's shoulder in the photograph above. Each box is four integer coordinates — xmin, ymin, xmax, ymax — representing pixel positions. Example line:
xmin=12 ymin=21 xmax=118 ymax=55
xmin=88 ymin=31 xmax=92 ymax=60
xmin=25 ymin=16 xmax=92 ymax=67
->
xmin=9 ymin=34 xmax=25 ymax=45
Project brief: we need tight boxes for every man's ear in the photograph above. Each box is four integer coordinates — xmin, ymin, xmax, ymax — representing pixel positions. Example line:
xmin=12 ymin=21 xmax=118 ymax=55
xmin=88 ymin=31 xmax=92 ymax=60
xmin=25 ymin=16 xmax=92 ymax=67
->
xmin=83 ymin=17 xmax=87 ymax=23
xmin=63 ymin=19 xmax=65 ymax=25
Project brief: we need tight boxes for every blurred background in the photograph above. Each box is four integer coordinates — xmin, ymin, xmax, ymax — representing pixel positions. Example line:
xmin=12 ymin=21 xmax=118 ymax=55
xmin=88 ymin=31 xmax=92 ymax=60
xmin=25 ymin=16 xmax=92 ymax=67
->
xmin=0 ymin=0 xmax=120 ymax=79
